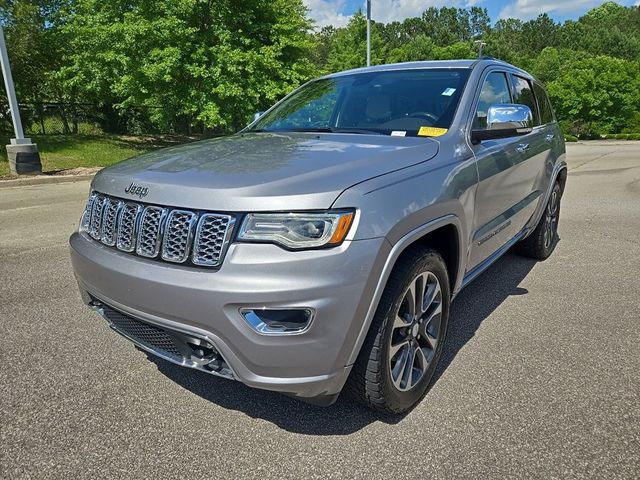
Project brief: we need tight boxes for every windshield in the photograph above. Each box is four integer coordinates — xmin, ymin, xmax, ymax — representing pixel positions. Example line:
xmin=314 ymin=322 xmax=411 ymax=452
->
xmin=249 ymin=68 xmax=470 ymax=137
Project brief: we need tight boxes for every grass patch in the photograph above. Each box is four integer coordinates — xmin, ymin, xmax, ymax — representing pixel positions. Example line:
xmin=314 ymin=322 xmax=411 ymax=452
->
xmin=0 ymin=134 xmax=199 ymax=177
xmin=600 ymin=133 xmax=640 ymax=140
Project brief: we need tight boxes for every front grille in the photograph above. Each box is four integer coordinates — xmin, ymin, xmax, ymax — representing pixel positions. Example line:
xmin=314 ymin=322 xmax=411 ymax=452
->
xmin=81 ymin=192 xmax=234 ymax=268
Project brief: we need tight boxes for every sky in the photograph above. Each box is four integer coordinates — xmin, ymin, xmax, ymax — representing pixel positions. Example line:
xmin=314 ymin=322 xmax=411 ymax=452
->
xmin=303 ymin=0 xmax=640 ymax=28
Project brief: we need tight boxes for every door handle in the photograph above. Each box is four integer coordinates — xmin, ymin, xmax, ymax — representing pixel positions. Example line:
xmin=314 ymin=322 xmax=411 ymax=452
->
xmin=545 ymin=133 xmax=555 ymax=142
xmin=516 ymin=143 xmax=530 ymax=153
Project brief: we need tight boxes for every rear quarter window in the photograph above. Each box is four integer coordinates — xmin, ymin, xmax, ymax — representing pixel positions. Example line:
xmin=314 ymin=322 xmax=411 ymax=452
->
xmin=533 ymin=82 xmax=555 ymax=125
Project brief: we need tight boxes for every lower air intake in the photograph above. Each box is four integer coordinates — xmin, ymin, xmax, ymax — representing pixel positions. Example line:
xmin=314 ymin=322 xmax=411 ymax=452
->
xmin=95 ymin=301 xmax=234 ymax=380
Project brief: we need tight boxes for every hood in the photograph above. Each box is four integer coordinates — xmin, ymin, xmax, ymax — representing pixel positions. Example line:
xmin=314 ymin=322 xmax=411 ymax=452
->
xmin=92 ymin=132 xmax=439 ymax=211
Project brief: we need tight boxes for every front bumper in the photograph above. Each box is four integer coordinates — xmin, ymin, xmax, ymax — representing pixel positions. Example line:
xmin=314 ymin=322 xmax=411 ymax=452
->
xmin=69 ymin=232 xmax=389 ymax=400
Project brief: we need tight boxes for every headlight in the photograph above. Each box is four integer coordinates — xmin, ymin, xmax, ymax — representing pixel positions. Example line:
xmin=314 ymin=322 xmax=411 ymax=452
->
xmin=238 ymin=210 xmax=355 ymax=250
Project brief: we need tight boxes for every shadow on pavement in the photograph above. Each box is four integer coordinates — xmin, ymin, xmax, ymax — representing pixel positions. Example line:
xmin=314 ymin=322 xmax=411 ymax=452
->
xmin=433 ymin=253 xmax=537 ymax=384
xmin=148 ymin=251 xmax=537 ymax=435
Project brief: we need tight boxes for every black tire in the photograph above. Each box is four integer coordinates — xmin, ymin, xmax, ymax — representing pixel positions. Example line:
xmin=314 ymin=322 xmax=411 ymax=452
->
xmin=346 ymin=246 xmax=450 ymax=414
xmin=517 ymin=182 xmax=562 ymax=260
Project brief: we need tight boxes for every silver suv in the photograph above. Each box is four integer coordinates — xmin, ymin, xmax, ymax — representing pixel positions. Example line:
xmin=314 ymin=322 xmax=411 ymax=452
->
xmin=70 ymin=59 xmax=566 ymax=413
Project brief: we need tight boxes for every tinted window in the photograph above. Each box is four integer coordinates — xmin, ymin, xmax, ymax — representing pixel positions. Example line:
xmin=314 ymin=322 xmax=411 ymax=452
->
xmin=511 ymin=75 xmax=540 ymax=126
xmin=533 ymin=82 xmax=554 ymax=125
xmin=251 ymin=69 xmax=471 ymax=136
xmin=474 ymin=72 xmax=512 ymax=129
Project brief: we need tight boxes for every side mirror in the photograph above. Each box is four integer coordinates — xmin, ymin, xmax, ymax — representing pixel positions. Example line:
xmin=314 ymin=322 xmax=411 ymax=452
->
xmin=253 ymin=111 xmax=265 ymax=122
xmin=472 ymin=104 xmax=533 ymax=143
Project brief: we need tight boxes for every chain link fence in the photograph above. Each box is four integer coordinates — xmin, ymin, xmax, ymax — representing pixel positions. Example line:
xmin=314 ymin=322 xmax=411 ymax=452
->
xmin=0 ymin=101 xmax=203 ymax=136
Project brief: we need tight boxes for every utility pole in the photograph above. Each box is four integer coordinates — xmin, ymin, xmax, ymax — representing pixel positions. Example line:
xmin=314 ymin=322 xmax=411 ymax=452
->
xmin=0 ymin=27 xmax=41 ymax=175
xmin=366 ymin=0 xmax=371 ymax=67
xmin=474 ymin=39 xmax=487 ymax=58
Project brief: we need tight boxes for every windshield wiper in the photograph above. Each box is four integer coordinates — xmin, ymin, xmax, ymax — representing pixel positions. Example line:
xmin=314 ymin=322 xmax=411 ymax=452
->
xmin=288 ymin=127 xmax=335 ymax=133
xmin=331 ymin=128 xmax=384 ymax=135
xmin=249 ymin=127 xmax=384 ymax=135
xmin=281 ymin=127 xmax=384 ymax=135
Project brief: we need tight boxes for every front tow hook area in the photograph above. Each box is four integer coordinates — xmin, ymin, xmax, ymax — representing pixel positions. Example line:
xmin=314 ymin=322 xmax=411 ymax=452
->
xmin=88 ymin=297 xmax=235 ymax=379
xmin=182 ymin=337 xmax=220 ymax=367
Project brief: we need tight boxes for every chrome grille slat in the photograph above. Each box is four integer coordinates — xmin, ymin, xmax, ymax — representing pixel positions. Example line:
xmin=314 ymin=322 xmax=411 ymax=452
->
xmin=100 ymin=198 xmax=122 ymax=246
xmin=82 ymin=192 xmax=233 ymax=268
xmin=192 ymin=214 xmax=234 ymax=267
xmin=88 ymin=195 xmax=107 ymax=240
xmin=116 ymin=202 xmax=142 ymax=252
xmin=161 ymin=210 xmax=198 ymax=263
xmin=136 ymin=206 xmax=167 ymax=258
xmin=80 ymin=192 xmax=98 ymax=232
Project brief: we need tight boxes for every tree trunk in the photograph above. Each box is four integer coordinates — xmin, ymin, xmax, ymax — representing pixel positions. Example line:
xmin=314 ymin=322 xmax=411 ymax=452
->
xmin=38 ymin=104 xmax=46 ymax=135
xmin=59 ymin=104 xmax=71 ymax=134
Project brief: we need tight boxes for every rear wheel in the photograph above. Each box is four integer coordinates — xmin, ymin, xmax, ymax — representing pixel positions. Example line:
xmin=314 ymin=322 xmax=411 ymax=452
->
xmin=346 ymin=247 xmax=450 ymax=413
xmin=517 ymin=182 xmax=562 ymax=260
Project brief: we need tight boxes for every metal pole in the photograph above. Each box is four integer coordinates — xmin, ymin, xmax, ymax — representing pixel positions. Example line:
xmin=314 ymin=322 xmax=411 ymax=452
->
xmin=0 ymin=26 xmax=29 ymax=145
xmin=1 ymin=26 xmax=40 ymax=174
xmin=366 ymin=0 xmax=371 ymax=67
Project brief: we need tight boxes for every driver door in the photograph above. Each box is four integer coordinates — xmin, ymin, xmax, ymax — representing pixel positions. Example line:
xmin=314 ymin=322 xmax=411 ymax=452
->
xmin=468 ymin=71 xmax=540 ymax=270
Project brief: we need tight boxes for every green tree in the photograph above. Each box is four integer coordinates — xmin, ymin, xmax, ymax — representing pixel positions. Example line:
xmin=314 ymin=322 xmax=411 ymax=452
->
xmin=387 ymin=35 xmax=436 ymax=63
xmin=59 ymin=0 xmax=316 ymax=132
xmin=4 ymin=1 xmax=640 ymax=137
xmin=560 ymin=2 xmax=640 ymax=60
xmin=325 ymin=11 xmax=384 ymax=71
xmin=547 ymin=56 xmax=640 ymax=135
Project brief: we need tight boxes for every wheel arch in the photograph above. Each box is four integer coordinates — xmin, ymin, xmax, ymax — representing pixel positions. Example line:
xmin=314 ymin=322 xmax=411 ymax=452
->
xmin=403 ymin=223 xmax=461 ymax=294
xmin=346 ymin=215 xmax=465 ymax=366
xmin=556 ymin=165 xmax=568 ymax=195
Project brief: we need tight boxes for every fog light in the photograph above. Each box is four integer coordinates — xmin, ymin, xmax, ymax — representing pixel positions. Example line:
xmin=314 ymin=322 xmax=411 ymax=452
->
xmin=241 ymin=308 xmax=314 ymax=335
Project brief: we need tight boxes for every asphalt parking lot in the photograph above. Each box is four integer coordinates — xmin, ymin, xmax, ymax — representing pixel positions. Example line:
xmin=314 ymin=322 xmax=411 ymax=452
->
xmin=1 ymin=141 xmax=639 ymax=479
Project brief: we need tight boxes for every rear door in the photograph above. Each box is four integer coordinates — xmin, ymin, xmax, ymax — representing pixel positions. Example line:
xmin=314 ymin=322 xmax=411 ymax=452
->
xmin=532 ymin=79 xmax=563 ymax=190
xmin=467 ymin=70 xmax=544 ymax=270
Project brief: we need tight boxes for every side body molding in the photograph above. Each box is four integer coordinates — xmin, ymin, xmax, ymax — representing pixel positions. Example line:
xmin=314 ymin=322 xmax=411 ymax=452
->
xmin=346 ymin=214 xmax=464 ymax=366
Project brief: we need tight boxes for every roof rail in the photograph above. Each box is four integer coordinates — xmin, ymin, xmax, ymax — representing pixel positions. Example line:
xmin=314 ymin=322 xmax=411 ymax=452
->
xmin=470 ymin=56 xmax=509 ymax=68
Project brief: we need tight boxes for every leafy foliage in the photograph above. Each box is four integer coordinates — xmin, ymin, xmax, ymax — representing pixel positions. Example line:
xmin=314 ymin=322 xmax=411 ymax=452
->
xmin=1 ymin=0 xmax=639 ymax=136
xmin=58 ymin=0 xmax=315 ymax=131
xmin=315 ymin=2 xmax=640 ymax=136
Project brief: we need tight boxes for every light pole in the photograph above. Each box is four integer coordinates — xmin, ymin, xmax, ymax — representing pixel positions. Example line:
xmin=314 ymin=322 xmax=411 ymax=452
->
xmin=474 ymin=40 xmax=487 ymax=58
xmin=366 ymin=0 xmax=371 ymax=67
xmin=0 ymin=26 xmax=41 ymax=175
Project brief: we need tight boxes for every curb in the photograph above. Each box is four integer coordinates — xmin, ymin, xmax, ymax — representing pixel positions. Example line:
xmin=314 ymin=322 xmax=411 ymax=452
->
xmin=0 ymin=173 xmax=95 ymax=188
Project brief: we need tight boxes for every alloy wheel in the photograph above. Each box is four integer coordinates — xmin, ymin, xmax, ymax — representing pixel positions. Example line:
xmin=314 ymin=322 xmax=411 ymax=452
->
xmin=543 ymin=189 xmax=559 ymax=249
xmin=388 ymin=271 xmax=443 ymax=392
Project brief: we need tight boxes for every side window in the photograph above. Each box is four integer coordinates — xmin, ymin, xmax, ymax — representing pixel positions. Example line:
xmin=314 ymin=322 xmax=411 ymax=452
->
xmin=533 ymin=82 xmax=555 ymax=125
xmin=474 ymin=72 xmax=511 ymax=129
xmin=511 ymin=75 xmax=540 ymax=126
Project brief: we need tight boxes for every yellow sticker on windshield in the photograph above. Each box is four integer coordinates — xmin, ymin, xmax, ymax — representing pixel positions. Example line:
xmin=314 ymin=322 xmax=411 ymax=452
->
xmin=418 ymin=127 xmax=448 ymax=137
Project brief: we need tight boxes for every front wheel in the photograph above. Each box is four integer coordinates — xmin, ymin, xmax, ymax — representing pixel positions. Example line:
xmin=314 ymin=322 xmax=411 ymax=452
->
xmin=346 ymin=247 xmax=450 ymax=413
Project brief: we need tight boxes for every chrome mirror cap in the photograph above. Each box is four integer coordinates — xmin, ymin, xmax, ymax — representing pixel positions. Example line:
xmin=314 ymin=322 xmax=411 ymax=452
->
xmin=487 ymin=103 xmax=533 ymax=132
